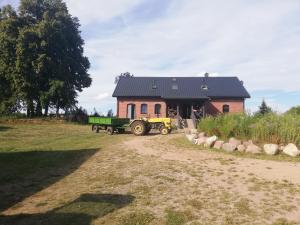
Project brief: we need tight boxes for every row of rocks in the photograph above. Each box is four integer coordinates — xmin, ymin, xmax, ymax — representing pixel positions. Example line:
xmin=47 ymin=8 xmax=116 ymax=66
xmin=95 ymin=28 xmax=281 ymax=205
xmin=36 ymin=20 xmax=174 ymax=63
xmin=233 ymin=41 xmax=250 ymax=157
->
xmin=186 ymin=130 xmax=300 ymax=157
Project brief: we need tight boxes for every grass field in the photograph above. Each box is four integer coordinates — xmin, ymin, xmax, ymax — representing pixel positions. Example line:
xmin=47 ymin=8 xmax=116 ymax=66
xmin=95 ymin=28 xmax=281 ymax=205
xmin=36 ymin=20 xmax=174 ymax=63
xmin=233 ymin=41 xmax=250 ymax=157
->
xmin=1 ymin=121 xmax=300 ymax=225
xmin=0 ymin=121 xmax=130 ymax=225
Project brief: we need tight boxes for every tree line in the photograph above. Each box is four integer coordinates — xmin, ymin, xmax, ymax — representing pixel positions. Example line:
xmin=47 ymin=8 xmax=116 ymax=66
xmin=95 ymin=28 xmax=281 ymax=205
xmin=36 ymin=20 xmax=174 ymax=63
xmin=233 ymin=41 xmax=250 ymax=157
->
xmin=0 ymin=0 xmax=91 ymax=117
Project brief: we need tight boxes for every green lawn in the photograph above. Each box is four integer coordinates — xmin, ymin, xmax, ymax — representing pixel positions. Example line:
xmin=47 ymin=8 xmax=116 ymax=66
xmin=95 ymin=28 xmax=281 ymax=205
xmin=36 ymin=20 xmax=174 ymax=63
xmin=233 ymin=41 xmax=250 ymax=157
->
xmin=0 ymin=121 xmax=131 ymax=225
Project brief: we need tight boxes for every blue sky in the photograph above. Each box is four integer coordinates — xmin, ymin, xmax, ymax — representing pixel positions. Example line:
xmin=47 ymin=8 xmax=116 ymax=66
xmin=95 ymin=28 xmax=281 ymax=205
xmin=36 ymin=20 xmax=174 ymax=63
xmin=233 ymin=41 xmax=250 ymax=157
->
xmin=1 ymin=0 xmax=300 ymax=114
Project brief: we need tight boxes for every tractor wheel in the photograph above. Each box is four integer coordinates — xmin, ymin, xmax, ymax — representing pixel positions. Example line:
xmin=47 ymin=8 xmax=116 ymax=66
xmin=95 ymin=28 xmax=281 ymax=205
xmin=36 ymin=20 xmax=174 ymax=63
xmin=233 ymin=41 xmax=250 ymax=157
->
xmin=92 ymin=125 xmax=99 ymax=133
xmin=131 ymin=121 xmax=146 ymax=136
xmin=160 ymin=126 xmax=169 ymax=135
xmin=106 ymin=127 xmax=114 ymax=135
xmin=117 ymin=128 xmax=125 ymax=134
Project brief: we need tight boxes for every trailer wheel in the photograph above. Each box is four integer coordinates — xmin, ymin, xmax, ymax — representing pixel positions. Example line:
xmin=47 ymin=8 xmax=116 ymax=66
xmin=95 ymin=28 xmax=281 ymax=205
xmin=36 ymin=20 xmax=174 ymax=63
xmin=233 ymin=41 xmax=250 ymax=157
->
xmin=92 ymin=125 xmax=99 ymax=133
xmin=131 ymin=121 xmax=146 ymax=136
xmin=160 ymin=127 xmax=169 ymax=135
xmin=106 ymin=127 xmax=114 ymax=135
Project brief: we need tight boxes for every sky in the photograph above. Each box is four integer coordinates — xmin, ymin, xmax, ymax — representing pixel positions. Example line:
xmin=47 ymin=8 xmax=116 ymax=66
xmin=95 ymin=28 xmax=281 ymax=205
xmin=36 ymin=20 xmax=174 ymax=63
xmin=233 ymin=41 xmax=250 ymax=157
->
xmin=1 ymin=0 xmax=300 ymax=114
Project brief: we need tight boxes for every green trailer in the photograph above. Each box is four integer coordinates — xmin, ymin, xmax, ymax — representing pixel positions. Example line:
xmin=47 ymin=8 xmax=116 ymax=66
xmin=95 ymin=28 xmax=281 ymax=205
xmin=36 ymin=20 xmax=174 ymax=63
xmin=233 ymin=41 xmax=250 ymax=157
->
xmin=88 ymin=117 xmax=130 ymax=135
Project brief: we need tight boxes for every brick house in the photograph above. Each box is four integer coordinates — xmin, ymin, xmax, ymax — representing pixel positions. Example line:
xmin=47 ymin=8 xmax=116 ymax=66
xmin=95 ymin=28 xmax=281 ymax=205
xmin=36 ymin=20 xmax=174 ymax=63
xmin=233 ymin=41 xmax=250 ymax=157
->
xmin=113 ymin=76 xmax=250 ymax=120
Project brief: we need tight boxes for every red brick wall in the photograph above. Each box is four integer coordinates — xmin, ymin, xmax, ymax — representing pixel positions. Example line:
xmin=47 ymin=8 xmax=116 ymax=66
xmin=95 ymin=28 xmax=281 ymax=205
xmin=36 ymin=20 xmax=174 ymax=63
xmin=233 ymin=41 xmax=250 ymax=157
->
xmin=205 ymin=99 xmax=245 ymax=116
xmin=117 ymin=98 xmax=167 ymax=119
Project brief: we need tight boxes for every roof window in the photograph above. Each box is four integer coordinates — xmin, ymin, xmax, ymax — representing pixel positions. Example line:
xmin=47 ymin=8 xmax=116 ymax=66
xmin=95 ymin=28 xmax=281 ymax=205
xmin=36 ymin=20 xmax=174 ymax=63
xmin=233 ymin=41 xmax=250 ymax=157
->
xmin=201 ymin=85 xmax=208 ymax=90
xmin=172 ymin=84 xmax=178 ymax=90
xmin=152 ymin=80 xmax=157 ymax=89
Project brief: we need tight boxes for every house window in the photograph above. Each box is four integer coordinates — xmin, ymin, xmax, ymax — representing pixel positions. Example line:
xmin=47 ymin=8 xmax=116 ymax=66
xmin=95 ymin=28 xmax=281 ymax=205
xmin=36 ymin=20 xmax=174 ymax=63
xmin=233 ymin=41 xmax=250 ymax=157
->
xmin=154 ymin=104 xmax=161 ymax=115
xmin=223 ymin=104 xmax=230 ymax=113
xmin=141 ymin=104 xmax=148 ymax=114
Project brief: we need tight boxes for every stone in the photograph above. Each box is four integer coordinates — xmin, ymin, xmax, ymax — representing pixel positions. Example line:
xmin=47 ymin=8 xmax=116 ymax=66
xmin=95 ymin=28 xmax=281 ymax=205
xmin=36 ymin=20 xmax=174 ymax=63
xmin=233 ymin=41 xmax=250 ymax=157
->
xmin=229 ymin=137 xmax=242 ymax=146
xmin=283 ymin=144 xmax=300 ymax=157
xmin=195 ymin=137 xmax=207 ymax=145
xmin=263 ymin=144 xmax=279 ymax=155
xmin=213 ymin=140 xmax=224 ymax=149
xmin=222 ymin=143 xmax=237 ymax=152
xmin=204 ymin=135 xmax=218 ymax=148
xmin=190 ymin=129 xmax=198 ymax=135
xmin=198 ymin=132 xmax=206 ymax=138
xmin=246 ymin=144 xmax=262 ymax=154
xmin=186 ymin=134 xmax=198 ymax=142
xmin=243 ymin=140 xmax=253 ymax=147
xmin=237 ymin=144 xmax=246 ymax=152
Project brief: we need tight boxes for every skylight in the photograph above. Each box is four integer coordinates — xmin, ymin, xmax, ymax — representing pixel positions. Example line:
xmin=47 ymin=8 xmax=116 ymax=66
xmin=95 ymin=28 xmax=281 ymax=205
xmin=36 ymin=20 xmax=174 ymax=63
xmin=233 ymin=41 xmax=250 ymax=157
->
xmin=201 ymin=85 xmax=208 ymax=90
xmin=172 ymin=84 xmax=178 ymax=90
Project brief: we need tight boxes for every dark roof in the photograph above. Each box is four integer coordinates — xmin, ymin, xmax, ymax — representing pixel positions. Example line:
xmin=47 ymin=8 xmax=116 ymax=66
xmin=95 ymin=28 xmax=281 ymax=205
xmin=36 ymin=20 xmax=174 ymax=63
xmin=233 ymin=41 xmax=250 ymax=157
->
xmin=113 ymin=76 xmax=251 ymax=99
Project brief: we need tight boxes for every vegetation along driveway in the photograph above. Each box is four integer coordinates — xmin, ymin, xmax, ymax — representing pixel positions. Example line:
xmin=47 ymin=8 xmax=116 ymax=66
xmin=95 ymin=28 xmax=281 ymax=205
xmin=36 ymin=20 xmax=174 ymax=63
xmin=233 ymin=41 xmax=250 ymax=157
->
xmin=1 ymin=122 xmax=300 ymax=225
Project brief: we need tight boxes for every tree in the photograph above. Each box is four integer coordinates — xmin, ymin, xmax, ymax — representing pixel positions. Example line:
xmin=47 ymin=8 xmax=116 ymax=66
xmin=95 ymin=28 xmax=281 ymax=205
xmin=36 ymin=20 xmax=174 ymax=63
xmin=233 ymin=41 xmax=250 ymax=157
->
xmin=114 ymin=72 xmax=133 ymax=84
xmin=107 ymin=109 xmax=113 ymax=117
xmin=0 ymin=5 xmax=20 ymax=114
xmin=258 ymin=99 xmax=272 ymax=115
xmin=0 ymin=0 xmax=92 ymax=117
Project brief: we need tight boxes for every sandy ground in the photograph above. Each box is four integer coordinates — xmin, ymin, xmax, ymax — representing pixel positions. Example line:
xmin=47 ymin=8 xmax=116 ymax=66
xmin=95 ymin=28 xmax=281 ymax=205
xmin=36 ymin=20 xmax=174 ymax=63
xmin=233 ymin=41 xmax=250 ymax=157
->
xmin=3 ymin=133 xmax=300 ymax=224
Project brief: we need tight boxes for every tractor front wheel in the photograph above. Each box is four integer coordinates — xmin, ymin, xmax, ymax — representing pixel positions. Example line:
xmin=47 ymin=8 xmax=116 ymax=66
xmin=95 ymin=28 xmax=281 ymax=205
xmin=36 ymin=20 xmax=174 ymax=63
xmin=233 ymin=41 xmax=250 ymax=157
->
xmin=160 ymin=126 xmax=169 ymax=135
xmin=131 ymin=121 xmax=146 ymax=136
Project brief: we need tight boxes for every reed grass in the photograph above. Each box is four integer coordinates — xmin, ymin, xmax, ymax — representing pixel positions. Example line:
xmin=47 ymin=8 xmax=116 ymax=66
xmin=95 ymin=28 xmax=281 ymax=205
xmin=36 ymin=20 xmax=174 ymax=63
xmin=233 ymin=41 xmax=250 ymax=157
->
xmin=198 ymin=113 xmax=300 ymax=147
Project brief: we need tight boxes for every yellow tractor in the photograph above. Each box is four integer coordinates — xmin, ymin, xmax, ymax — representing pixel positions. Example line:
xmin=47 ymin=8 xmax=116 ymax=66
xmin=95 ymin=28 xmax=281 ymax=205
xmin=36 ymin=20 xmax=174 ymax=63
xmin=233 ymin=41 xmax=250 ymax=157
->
xmin=130 ymin=117 xmax=172 ymax=136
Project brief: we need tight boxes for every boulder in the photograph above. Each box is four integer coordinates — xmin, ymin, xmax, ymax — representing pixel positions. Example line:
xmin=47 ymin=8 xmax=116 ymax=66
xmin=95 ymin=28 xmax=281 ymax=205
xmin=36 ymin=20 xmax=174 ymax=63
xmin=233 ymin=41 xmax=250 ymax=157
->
xmin=237 ymin=144 xmax=246 ymax=152
xmin=190 ymin=129 xmax=198 ymax=135
xmin=213 ymin=140 xmax=224 ymax=149
xmin=195 ymin=137 xmax=207 ymax=145
xmin=222 ymin=143 xmax=237 ymax=152
xmin=246 ymin=144 xmax=262 ymax=154
xmin=243 ymin=140 xmax=253 ymax=147
xmin=204 ymin=135 xmax=218 ymax=148
xmin=229 ymin=137 xmax=242 ymax=146
xmin=186 ymin=134 xmax=198 ymax=142
xmin=198 ymin=132 xmax=206 ymax=138
xmin=283 ymin=144 xmax=300 ymax=157
xmin=263 ymin=144 xmax=279 ymax=155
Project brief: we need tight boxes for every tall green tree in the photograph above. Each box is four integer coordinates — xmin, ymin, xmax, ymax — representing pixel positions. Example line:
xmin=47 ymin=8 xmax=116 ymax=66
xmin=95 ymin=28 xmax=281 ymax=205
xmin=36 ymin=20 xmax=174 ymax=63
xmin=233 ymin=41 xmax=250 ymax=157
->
xmin=258 ymin=99 xmax=272 ymax=115
xmin=0 ymin=5 xmax=20 ymax=114
xmin=0 ymin=0 xmax=92 ymax=117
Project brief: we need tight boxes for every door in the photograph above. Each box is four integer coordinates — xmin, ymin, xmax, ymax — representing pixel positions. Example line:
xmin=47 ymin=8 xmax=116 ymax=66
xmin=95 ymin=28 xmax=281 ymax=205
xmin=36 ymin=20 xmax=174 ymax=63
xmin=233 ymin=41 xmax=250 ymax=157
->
xmin=180 ymin=104 xmax=191 ymax=119
xmin=127 ymin=104 xmax=136 ymax=119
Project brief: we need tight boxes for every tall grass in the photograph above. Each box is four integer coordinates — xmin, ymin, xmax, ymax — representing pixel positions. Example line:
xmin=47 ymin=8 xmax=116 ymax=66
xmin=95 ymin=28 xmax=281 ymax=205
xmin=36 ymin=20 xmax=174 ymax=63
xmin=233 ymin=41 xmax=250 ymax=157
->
xmin=198 ymin=113 xmax=300 ymax=147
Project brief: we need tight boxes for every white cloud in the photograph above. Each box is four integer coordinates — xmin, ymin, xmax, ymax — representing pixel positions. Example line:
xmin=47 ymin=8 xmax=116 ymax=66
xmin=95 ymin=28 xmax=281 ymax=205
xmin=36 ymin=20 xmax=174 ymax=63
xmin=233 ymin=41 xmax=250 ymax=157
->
xmin=95 ymin=92 xmax=109 ymax=100
xmin=64 ymin=0 xmax=142 ymax=25
xmin=74 ymin=0 xmax=300 ymax=111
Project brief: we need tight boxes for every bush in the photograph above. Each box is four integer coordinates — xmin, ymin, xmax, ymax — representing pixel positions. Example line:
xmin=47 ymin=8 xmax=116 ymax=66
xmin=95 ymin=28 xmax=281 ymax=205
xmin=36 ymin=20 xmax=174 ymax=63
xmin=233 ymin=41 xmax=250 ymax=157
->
xmin=198 ymin=113 xmax=300 ymax=147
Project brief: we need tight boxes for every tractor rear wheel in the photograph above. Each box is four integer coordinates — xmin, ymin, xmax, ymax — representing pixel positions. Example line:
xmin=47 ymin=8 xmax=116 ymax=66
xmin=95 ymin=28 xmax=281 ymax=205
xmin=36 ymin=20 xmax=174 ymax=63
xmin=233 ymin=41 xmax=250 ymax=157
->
xmin=131 ymin=121 xmax=146 ymax=136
